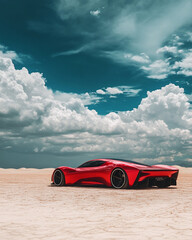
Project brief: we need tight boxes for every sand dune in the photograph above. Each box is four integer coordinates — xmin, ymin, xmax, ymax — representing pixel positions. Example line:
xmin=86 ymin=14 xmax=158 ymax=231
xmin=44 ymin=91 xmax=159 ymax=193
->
xmin=0 ymin=167 xmax=192 ymax=240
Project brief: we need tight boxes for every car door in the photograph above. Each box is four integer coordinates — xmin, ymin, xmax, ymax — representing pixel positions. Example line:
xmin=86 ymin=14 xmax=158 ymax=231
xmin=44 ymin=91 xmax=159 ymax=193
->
xmin=76 ymin=160 xmax=109 ymax=185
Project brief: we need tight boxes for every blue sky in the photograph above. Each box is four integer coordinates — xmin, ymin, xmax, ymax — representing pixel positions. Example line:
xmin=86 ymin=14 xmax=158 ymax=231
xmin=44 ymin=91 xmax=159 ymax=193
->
xmin=0 ymin=0 xmax=192 ymax=167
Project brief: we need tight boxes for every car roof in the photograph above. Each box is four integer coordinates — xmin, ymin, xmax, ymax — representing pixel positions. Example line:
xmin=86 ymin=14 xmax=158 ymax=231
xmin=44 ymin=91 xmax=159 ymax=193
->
xmin=92 ymin=158 xmax=151 ymax=167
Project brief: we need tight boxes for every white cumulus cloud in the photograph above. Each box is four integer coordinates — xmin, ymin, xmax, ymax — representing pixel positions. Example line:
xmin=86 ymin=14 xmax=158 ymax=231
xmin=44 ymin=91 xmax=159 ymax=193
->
xmin=156 ymin=46 xmax=178 ymax=54
xmin=0 ymin=44 xmax=22 ymax=63
xmin=141 ymin=59 xmax=171 ymax=79
xmin=106 ymin=87 xmax=123 ymax=95
xmin=173 ymin=51 xmax=192 ymax=76
xmin=0 ymin=54 xmax=192 ymax=164
xmin=96 ymin=86 xmax=141 ymax=96
xmin=90 ymin=10 xmax=100 ymax=17
xmin=96 ymin=89 xmax=105 ymax=95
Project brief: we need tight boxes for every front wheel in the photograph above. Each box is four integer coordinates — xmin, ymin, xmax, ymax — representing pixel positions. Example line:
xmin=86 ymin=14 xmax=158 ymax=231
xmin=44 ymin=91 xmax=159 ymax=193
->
xmin=111 ymin=168 xmax=129 ymax=189
xmin=53 ymin=169 xmax=65 ymax=186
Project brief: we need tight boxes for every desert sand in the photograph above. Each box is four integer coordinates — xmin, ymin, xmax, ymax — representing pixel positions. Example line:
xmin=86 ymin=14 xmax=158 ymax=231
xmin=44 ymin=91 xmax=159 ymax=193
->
xmin=0 ymin=167 xmax=192 ymax=240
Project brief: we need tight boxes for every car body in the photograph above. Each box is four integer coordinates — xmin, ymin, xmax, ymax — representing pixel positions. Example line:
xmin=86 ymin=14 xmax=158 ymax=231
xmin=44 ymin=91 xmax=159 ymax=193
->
xmin=51 ymin=158 xmax=179 ymax=189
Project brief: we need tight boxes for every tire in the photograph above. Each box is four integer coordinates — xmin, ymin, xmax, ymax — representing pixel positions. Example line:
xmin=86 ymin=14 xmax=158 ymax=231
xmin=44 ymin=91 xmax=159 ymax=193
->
xmin=53 ymin=169 xmax=65 ymax=186
xmin=111 ymin=168 xmax=129 ymax=189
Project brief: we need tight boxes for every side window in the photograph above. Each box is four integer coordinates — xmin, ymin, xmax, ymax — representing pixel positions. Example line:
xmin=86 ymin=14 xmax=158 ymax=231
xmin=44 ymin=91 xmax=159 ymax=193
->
xmin=78 ymin=160 xmax=104 ymax=168
xmin=78 ymin=161 xmax=93 ymax=168
xmin=90 ymin=161 xmax=105 ymax=167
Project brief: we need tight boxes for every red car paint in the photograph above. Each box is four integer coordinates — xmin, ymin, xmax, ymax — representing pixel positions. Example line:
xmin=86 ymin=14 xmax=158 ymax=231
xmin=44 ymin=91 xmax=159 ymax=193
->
xmin=51 ymin=158 xmax=179 ymax=188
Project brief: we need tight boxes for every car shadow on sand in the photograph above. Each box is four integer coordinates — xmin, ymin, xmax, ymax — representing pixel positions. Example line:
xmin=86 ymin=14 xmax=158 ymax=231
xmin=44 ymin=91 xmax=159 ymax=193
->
xmin=49 ymin=184 xmax=177 ymax=190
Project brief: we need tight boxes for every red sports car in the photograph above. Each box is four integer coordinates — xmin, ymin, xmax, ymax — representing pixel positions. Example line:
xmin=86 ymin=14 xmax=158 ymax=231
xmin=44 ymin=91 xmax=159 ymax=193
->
xmin=51 ymin=158 xmax=179 ymax=189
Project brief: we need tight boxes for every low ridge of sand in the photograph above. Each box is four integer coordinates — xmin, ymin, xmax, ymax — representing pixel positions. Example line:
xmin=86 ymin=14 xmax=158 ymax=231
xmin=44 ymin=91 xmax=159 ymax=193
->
xmin=0 ymin=167 xmax=192 ymax=240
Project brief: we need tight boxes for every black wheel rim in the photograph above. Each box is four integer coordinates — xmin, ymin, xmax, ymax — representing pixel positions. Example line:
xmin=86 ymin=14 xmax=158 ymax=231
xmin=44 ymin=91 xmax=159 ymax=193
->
xmin=111 ymin=169 xmax=125 ymax=188
xmin=54 ymin=170 xmax=62 ymax=185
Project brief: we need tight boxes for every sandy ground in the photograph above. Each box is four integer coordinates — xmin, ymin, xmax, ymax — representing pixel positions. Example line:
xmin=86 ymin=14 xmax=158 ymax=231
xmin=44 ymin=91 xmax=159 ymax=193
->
xmin=0 ymin=167 xmax=192 ymax=240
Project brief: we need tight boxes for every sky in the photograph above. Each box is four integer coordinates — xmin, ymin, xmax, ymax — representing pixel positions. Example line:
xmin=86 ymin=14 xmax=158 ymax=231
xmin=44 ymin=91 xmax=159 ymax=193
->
xmin=0 ymin=0 xmax=192 ymax=168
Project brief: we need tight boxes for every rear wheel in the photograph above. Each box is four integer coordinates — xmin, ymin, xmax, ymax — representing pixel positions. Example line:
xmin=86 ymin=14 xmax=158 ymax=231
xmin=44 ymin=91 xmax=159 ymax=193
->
xmin=111 ymin=168 xmax=129 ymax=189
xmin=53 ymin=169 xmax=65 ymax=186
